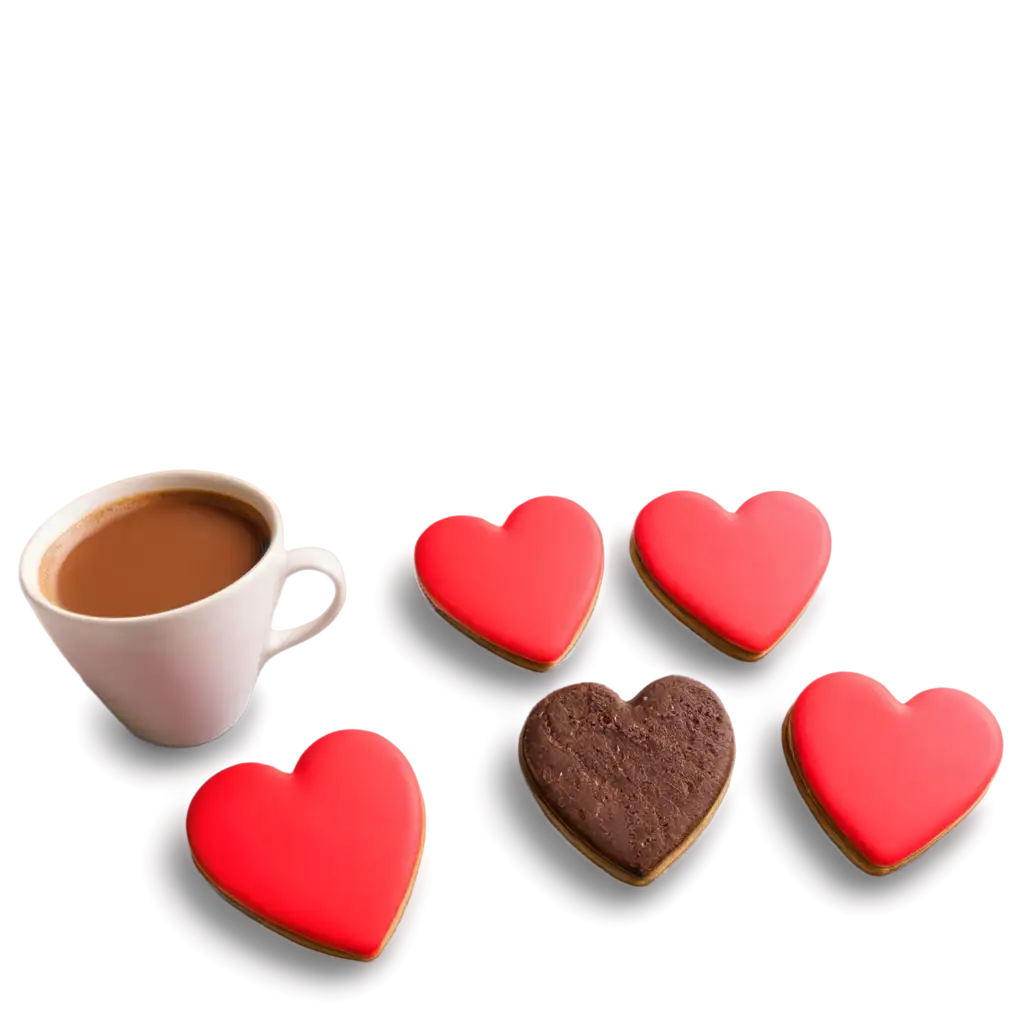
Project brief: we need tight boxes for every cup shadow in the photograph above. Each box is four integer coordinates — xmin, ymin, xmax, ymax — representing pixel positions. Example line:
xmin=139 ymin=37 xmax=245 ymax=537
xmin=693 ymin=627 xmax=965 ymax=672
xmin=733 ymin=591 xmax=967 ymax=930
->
xmin=73 ymin=688 xmax=272 ymax=798
xmin=138 ymin=794 xmax=421 ymax=1003
xmin=760 ymin=721 xmax=987 ymax=892
xmin=368 ymin=544 xmax=598 ymax=729
xmin=471 ymin=724 xmax=729 ymax=933
xmin=616 ymin=535 xmax=821 ymax=683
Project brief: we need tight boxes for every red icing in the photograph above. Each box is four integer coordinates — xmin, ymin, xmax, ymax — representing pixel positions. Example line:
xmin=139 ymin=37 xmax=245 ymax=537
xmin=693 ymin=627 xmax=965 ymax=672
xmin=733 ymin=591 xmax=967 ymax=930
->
xmin=632 ymin=491 xmax=830 ymax=654
xmin=414 ymin=496 xmax=604 ymax=666
xmin=186 ymin=730 xmax=424 ymax=960
xmin=790 ymin=673 xmax=1003 ymax=867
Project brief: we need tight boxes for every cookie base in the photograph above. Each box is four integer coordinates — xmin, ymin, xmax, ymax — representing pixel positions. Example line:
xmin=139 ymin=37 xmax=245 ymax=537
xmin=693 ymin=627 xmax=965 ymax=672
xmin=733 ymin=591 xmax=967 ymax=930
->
xmin=190 ymin=804 xmax=426 ymax=960
xmin=416 ymin=572 xmax=602 ymax=673
xmin=781 ymin=709 xmax=989 ymax=875
xmin=518 ymin=727 xmax=731 ymax=885
xmin=630 ymin=534 xmax=814 ymax=661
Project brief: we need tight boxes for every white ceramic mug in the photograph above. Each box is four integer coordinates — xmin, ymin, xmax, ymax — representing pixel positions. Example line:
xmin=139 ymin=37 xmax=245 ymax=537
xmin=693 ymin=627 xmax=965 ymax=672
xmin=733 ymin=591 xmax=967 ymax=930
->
xmin=19 ymin=470 xmax=346 ymax=747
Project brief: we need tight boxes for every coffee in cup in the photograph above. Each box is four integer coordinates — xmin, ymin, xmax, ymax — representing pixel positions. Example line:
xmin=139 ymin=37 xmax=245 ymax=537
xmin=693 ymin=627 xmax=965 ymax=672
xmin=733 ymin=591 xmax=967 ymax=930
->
xmin=40 ymin=489 xmax=271 ymax=618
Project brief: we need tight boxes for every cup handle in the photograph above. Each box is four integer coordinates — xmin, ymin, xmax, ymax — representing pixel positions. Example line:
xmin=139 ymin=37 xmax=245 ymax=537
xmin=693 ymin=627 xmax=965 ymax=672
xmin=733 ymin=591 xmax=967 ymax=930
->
xmin=260 ymin=547 xmax=346 ymax=667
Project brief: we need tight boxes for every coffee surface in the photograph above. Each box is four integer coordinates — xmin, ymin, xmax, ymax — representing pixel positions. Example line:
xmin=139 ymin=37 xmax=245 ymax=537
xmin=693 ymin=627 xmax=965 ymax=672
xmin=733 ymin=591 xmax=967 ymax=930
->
xmin=40 ymin=490 xmax=270 ymax=617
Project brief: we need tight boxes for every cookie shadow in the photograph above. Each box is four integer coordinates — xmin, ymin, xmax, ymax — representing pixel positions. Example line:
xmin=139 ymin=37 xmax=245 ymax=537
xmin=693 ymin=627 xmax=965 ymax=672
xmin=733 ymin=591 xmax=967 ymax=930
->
xmin=761 ymin=721 xmax=987 ymax=892
xmin=471 ymin=724 xmax=729 ymax=933
xmin=368 ymin=544 xmax=598 ymax=729
xmin=73 ymin=688 xmax=270 ymax=798
xmin=137 ymin=798 xmax=423 ymax=1007
xmin=617 ymin=536 xmax=814 ymax=682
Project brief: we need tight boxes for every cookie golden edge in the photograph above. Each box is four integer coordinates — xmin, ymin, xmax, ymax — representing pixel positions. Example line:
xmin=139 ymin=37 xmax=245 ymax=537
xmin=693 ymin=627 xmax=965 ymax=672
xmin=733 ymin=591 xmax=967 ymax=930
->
xmin=630 ymin=533 xmax=817 ymax=661
xmin=518 ymin=724 xmax=733 ymax=885
xmin=189 ymin=799 xmax=426 ymax=960
xmin=415 ymin=570 xmax=603 ymax=672
xmin=781 ymin=708 xmax=990 ymax=875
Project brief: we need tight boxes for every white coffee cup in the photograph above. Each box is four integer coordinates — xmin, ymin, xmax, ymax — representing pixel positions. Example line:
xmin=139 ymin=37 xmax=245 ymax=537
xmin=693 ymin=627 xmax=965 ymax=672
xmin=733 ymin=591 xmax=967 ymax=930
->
xmin=19 ymin=470 xmax=346 ymax=747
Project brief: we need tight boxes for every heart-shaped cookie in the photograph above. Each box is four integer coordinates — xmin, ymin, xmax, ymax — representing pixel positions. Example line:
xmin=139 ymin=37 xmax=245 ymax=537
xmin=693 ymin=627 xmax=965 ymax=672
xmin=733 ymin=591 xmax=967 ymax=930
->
xmin=784 ymin=673 xmax=1003 ymax=874
xmin=414 ymin=496 xmax=604 ymax=670
xmin=186 ymin=730 xmax=425 ymax=960
xmin=631 ymin=490 xmax=831 ymax=659
xmin=519 ymin=676 xmax=735 ymax=884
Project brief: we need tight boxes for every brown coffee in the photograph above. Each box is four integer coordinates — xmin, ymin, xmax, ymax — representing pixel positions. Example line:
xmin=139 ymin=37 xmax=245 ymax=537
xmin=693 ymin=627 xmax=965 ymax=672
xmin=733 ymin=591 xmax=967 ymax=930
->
xmin=39 ymin=489 xmax=271 ymax=617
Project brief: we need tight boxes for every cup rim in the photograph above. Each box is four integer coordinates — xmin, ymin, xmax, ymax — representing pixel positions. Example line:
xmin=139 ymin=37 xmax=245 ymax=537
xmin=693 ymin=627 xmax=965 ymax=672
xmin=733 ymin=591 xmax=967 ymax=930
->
xmin=19 ymin=469 xmax=284 ymax=626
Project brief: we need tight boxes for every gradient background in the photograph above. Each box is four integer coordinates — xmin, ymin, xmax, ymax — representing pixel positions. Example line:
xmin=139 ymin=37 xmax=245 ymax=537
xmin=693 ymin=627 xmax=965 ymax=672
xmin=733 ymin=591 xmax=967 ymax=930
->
xmin=2 ymin=8 xmax=1024 ymax=1024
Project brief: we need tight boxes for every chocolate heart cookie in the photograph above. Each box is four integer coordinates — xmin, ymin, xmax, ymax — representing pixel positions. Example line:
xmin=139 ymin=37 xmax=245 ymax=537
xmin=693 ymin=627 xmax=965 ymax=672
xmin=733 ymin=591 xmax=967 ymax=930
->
xmin=519 ymin=676 xmax=734 ymax=884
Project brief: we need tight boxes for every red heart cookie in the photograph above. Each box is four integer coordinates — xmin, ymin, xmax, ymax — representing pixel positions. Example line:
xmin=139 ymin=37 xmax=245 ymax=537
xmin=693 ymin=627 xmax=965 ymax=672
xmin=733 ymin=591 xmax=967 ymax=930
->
xmin=784 ymin=673 xmax=1003 ymax=874
xmin=186 ymin=730 xmax=425 ymax=960
xmin=414 ymin=496 xmax=604 ymax=670
xmin=631 ymin=490 xmax=830 ymax=659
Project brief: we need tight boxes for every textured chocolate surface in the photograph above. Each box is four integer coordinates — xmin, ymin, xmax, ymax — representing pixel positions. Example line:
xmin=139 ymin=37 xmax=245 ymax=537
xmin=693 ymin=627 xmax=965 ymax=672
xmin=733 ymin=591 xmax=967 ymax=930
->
xmin=520 ymin=676 xmax=735 ymax=878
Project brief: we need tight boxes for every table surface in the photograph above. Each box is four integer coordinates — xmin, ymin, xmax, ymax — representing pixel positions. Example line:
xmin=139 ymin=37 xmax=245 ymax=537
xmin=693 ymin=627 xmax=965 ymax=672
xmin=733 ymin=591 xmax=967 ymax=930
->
xmin=6 ymin=481 xmax=1024 ymax=1015
xmin=6 ymin=8 xmax=1024 ymax=1015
